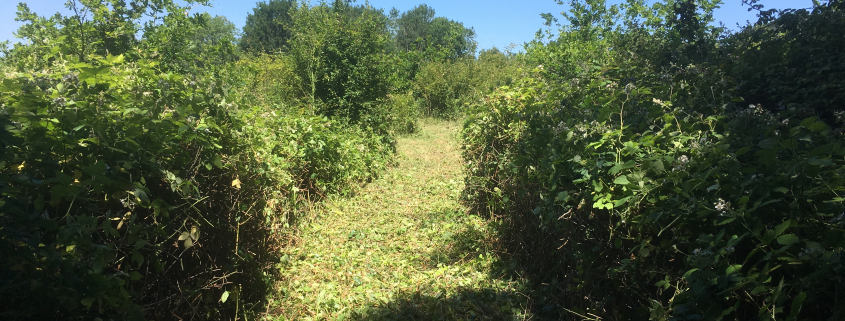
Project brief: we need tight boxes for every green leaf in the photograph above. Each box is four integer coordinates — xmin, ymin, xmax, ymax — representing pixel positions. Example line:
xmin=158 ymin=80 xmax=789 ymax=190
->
xmin=555 ymin=191 xmax=570 ymax=203
xmin=682 ymin=268 xmax=700 ymax=279
xmin=614 ymin=196 xmax=632 ymax=207
xmin=775 ymin=220 xmax=791 ymax=237
xmin=613 ymin=175 xmax=630 ymax=185
xmin=132 ymin=189 xmax=150 ymax=205
xmin=773 ymin=187 xmax=789 ymax=193
xmin=81 ymin=297 xmax=96 ymax=308
xmin=609 ymin=163 xmax=623 ymax=174
xmin=788 ymin=292 xmax=808 ymax=320
xmin=220 ymin=291 xmax=230 ymax=303
xmin=179 ymin=232 xmax=191 ymax=241
xmin=777 ymin=234 xmax=799 ymax=245
xmin=129 ymin=271 xmax=143 ymax=281
xmin=726 ymin=264 xmax=742 ymax=275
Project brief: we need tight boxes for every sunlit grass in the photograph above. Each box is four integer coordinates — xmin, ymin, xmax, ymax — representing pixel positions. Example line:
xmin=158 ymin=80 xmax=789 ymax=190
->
xmin=267 ymin=119 xmax=533 ymax=320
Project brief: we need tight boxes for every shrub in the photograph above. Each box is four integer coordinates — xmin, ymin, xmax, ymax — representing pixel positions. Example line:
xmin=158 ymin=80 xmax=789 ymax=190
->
xmin=461 ymin=1 xmax=845 ymax=319
xmin=413 ymin=55 xmax=522 ymax=118
xmin=0 ymin=1 xmax=400 ymax=319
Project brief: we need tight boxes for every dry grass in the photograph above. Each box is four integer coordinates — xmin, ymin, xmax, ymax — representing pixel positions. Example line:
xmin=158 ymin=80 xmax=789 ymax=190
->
xmin=265 ymin=119 xmax=535 ymax=320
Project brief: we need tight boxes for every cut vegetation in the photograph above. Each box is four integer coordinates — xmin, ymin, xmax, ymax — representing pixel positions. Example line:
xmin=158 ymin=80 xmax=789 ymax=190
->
xmin=269 ymin=120 xmax=533 ymax=320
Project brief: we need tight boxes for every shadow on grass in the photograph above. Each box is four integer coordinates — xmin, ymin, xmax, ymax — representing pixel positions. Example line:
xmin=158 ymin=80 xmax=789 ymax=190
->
xmin=350 ymin=288 xmax=533 ymax=321
xmin=350 ymin=209 xmax=567 ymax=320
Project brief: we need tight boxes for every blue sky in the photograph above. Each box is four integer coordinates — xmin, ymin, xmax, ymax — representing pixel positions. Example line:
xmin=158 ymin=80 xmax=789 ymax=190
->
xmin=1 ymin=0 xmax=813 ymax=51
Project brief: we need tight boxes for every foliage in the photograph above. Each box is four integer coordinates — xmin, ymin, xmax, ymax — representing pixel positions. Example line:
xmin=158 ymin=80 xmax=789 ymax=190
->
xmin=287 ymin=2 xmax=392 ymax=130
xmin=0 ymin=0 xmax=401 ymax=319
xmin=462 ymin=0 xmax=845 ymax=320
xmin=726 ymin=4 xmax=845 ymax=127
xmin=186 ymin=14 xmax=241 ymax=70
xmin=225 ymin=53 xmax=302 ymax=109
xmin=413 ymin=51 xmax=523 ymax=118
xmin=391 ymin=4 xmax=477 ymax=61
xmin=240 ymin=0 xmax=296 ymax=53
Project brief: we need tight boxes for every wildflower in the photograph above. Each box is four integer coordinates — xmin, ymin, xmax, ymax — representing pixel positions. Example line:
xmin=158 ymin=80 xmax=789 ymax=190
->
xmin=714 ymin=198 xmax=730 ymax=214
xmin=52 ymin=97 xmax=67 ymax=107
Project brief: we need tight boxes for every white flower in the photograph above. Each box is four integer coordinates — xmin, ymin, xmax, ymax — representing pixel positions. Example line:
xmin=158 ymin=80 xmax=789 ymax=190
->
xmin=714 ymin=198 xmax=730 ymax=213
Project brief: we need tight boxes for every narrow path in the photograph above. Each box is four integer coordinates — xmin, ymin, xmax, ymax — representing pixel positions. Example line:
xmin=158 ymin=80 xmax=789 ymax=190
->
xmin=269 ymin=119 xmax=532 ymax=320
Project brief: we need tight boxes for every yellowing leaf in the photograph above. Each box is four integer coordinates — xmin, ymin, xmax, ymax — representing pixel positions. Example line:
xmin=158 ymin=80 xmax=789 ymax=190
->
xmin=232 ymin=179 xmax=241 ymax=189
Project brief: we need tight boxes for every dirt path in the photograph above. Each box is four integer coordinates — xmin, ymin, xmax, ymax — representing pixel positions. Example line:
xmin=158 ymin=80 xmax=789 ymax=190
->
xmin=268 ymin=119 xmax=533 ymax=320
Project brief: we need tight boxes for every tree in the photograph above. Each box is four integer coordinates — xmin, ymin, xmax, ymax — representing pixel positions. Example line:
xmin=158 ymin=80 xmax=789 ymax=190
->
xmin=288 ymin=2 xmax=391 ymax=126
xmin=187 ymin=14 xmax=240 ymax=69
xmin=394 ymin=4 xmax=436 ymax=53
xmin=240 ymin=0 xmax=296 ymax=53
xmin=391 ymin=4 xmax=476 ymax=60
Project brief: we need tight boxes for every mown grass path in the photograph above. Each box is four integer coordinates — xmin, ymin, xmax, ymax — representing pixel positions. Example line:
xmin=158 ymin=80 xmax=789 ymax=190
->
xmin=268 ymin=119 xmax=532 ymax=320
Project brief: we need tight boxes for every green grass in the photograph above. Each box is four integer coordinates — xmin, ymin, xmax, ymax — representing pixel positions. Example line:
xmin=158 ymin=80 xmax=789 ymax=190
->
xmin=266 ymin=119 xmax=535 ymax=320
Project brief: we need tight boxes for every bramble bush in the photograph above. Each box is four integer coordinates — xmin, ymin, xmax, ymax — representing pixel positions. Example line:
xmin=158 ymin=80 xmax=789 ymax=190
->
xmin=0 ymin=0 xmax=404 ymax=319
xmin=462 ymin=0 xmax=844 ymax=320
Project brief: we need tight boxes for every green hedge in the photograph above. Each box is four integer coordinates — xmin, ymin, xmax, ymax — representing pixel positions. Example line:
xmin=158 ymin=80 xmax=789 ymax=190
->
xmin=461 ymin=2 xmax=845 ymax=320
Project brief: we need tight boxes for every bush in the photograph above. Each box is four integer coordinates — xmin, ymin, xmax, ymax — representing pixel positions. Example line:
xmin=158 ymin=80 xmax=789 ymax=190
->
xmin=0 ymin=53 xmax=252 ymax=319
xmin=413 ymin=54 xmax=522 ymax=118
xmin=461 ymin=1 xmax=845 ymax=319
xmin=0 ymin=1 xmax=400 ymax=319
xmin=726 ymin=6 xmax=845 ymax=126
xmin=288 ymin=2 xmax=392 ymax=128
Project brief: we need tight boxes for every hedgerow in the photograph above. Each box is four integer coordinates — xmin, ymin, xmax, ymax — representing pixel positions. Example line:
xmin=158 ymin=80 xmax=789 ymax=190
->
xmin=462 ymin=1 xmax=845 ymax=320
xmin=0 ymin=0 xmax=400 ymax=319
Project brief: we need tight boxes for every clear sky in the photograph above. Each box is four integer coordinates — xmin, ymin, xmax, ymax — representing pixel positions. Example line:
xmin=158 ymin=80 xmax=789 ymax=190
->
xmin=0 ymin=0 xmax=814 ymax=51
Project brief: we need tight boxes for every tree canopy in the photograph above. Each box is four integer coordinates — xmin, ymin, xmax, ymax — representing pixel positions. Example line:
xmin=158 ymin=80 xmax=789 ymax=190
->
xmin=240 ymin=0 xmax=296 ymax=53
xmin=391 ymin=4 xmax=477 ymax=60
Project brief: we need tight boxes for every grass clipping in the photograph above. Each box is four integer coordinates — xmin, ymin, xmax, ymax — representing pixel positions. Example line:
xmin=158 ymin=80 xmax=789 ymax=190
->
xmin=268 ymin=119 xmax=533 ymax=320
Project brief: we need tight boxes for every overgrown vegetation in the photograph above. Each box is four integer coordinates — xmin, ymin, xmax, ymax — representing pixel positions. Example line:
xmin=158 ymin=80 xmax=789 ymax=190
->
xmin=462 ymin=0 xmax=845 ymax=320
xmin=5 ymin=0 xmax=841 ymax=319
xmin=0 ymin=0 xmax=518 ymax=319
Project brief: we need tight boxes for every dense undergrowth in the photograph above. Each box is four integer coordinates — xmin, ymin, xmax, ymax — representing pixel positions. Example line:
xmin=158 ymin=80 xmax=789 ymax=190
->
xmin=6 ymin=0 xmax=842 ymax=320
xmin=462 ymin=1 xmax=845 ymax=320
